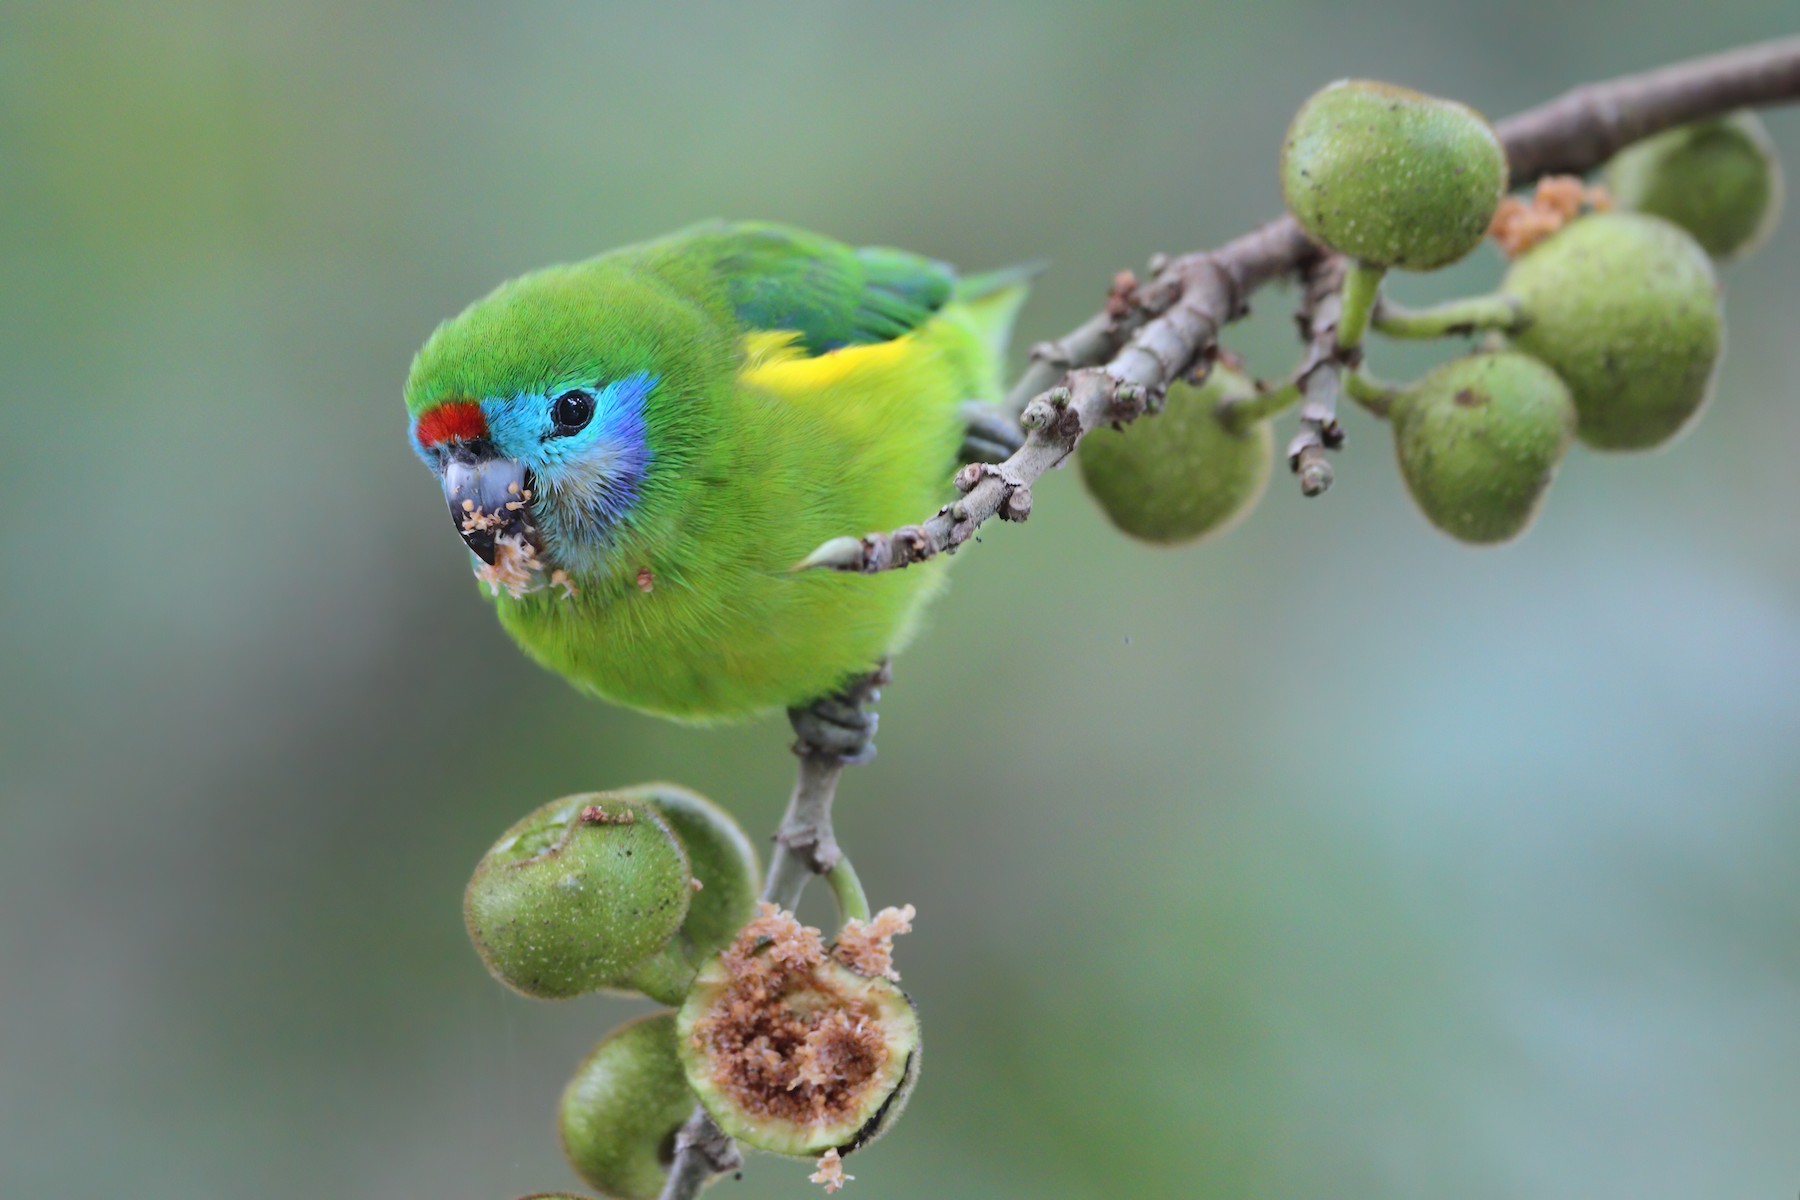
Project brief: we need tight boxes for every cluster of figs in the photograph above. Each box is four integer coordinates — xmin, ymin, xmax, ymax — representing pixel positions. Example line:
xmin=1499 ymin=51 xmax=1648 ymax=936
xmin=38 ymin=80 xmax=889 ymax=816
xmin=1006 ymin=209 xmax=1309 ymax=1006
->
xmin=465 ymin=785 xmax=919 ymax=1199
xmin=1080 ymin=80 xmax=1783 ymax=546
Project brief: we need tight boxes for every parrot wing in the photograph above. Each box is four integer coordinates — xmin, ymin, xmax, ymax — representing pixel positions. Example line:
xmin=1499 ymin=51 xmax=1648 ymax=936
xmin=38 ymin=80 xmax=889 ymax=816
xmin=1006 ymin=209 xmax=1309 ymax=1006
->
xmin=656 ymin=221 xmax=959 ymax=356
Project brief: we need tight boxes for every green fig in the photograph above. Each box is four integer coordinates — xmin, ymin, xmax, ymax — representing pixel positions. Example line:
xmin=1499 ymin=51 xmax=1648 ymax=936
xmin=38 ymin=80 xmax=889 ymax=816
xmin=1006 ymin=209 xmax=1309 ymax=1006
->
xmin=1605 ymin=111 xmax=1784 ymax=260
xmin=1077 ymin=365 xmax=1273 ymax=545
xmin=1282 ymin=79 xmax=1507 ymax=270
xmin=1504 ymin=211 xmax=1723 ymax=451
xmin=617 ymin=782 xmax=760 ymax=959
xmin=559 ymin=1013 xmax=696 ymax=1200
xmin=1391 ymin=352 xmax=1575 ymax=544
xmin=464 ymin=794 xmax=695 ymax=1002
xmin=677 ymin=906 xmax=919 ymax=1159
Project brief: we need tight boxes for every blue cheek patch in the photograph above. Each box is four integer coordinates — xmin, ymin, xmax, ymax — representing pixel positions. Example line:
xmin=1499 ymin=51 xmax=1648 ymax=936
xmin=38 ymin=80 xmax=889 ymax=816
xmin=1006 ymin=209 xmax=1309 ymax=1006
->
xmin=480 ymin=371 xmax=658 ymax=529
xmin=535 ymin=372 xmax=655 ymax=478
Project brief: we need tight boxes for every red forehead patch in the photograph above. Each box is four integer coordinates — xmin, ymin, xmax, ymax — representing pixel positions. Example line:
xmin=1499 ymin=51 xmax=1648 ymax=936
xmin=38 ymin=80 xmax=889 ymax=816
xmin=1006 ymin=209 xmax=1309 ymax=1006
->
xmin=415 ymin=400 xmax=487 ymax=447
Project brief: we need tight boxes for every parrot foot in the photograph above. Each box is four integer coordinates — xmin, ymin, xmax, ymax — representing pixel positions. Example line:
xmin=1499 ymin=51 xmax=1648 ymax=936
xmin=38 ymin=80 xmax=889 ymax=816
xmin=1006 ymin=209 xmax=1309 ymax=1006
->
xmin=958 ymin=401 xmax=1025 ymax=465
xmin=788 ymin=663 xmax=892 ymax=765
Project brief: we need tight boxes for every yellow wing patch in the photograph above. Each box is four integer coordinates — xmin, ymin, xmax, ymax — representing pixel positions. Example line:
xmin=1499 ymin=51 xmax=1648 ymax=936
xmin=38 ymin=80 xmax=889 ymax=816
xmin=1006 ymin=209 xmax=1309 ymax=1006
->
xmin=738 ymin=329 xmax=806 ymax=370
xmin=738 ymin=329 xmax=922 ymax=394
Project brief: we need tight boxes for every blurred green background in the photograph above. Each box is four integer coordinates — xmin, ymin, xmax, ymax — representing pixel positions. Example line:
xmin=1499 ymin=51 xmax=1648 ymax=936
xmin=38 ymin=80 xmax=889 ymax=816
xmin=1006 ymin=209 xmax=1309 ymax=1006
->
xmin=5 ymin=3 xmax=1799 ymax=1198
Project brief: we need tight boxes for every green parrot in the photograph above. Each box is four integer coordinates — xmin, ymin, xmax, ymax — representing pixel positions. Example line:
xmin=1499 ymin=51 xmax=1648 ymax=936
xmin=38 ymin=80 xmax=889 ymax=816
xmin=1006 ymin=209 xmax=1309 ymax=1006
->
xmin=405 ymin=221 xmax=1030 ymax=722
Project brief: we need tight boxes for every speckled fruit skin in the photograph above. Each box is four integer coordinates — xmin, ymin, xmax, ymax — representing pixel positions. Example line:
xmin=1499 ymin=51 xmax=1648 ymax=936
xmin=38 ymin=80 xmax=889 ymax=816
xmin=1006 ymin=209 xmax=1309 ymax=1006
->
xmin=1392 ymin=353 xmax=1576 ymax=544
xmin=559 ymin=1013 xmax=695 ymax=1200
xmin=617 ymin=782 xmax=760 ymax=959
xmin=676 ymin=952 xmax=919 ymax=1158
xmin=1282 ymin=79 xmax=1507 ymax=270
xmin=1077 ymin=365 xmax=1273 ymax=545
xmin=464 ymin=794 xmax=693 ymax=1001
xmin=1605 ymin=111 xmax=1784 ymax=260
xmin=1504 ymin=212 xmax=1723 ymax=451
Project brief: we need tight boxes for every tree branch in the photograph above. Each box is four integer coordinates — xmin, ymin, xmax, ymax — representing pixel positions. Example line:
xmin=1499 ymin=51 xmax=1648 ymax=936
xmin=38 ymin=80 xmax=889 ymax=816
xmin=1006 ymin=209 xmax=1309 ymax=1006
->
xmin=1497 ymin=35 xmax=1800 ymax=179
xmin=798 ymin=220 xmax=1308 ymax=572
xmin=803 ymin=35 xmax=1800 ymax=575
xmin=655 ymin=666 xmax=891 ymax=1200
xmin=1286 ymin=254 xmax=1350 ymax=497
xmin=653 ymin=37 xmax=1800 ymax=1200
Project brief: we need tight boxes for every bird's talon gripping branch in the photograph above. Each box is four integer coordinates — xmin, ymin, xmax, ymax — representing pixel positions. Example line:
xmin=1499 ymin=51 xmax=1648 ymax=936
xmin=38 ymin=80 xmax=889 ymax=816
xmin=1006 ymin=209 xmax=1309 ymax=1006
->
xmin=788 ymin=665 xmax=889 ymax=766
xmin=959 ymin=437 xmax=1022 ymax=467
xmin=956 ymin=400 xmax=1026 ymax=465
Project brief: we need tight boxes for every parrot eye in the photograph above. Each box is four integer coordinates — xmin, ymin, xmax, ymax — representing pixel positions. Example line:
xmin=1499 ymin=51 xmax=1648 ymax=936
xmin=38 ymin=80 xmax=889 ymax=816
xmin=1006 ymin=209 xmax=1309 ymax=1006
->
xmin=551 ymin=389 xmax=595 ymax=435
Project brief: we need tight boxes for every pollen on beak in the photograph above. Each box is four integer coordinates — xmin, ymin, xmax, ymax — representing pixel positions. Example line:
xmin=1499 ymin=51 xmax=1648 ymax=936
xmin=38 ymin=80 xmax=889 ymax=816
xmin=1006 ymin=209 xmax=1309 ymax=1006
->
xmin=442 ymin=453 xmax=533 ymax=564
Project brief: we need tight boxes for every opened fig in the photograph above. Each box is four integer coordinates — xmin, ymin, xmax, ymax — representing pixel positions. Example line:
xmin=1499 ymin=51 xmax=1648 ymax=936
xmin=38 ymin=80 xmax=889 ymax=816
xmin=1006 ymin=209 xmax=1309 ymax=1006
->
xmin=677 ymin=905 xmax=919 ymax=1158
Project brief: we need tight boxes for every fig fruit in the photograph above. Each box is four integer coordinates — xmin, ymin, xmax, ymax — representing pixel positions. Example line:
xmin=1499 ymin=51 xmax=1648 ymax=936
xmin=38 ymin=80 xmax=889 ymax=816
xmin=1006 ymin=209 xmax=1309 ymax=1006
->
xmin=464 ymin=794 xmax=694 ymax=1002
xmin=1504 ymin=212 xmax=1723 ymax=451
xmin=1282 ymin=79 xmax=1507 ymax=270
xmin=619 ymin=782 xmax=760 ymax=960
xmin=1077 ymin=365 xmax=1272 ymax=545
xmin=676 ymin=906 xmax=919 ymax=1158
xmin=1605 ymin=111 xmax=1783 ymax=260
xmin=1391 ymin=352 xmax=1576 ymax=544
xmin=559 ymin=1013 xmax=695 ymax=1200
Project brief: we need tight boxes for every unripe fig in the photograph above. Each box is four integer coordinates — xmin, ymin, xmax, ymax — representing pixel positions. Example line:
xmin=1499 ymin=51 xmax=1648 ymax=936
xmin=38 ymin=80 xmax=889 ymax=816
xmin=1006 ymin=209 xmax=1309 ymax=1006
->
xmin=465 ymin=794 xmax=694 ymax=1002
xmin=1282 ymin=80 xmax=1507 ymax=270
xmin=1077 ymin=365 xmax=1273 ymax=545
xmin=559 ymin=1013 xmax=695 ymax=1200
xmin=677 ymin=906 xmax=919 ymax=1158
xmin=1391 ymin=352 xmax=1575 ymax=544
xmin=1604 ymin=111 xmax=1784 ymax=260
xmin=617 ymin=783 xmax=760 ymax=959
xmin=1504 ymin=212 xmax=1723 ymax=451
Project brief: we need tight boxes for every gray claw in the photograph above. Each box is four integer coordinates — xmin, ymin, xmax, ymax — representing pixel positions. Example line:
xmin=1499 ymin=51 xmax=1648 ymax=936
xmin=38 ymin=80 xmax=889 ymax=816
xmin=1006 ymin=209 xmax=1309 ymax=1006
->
xmin=958 ymin=401 xmax=1025 ymax=464
xmin=788 ymin=665 xmax=890 ymax=763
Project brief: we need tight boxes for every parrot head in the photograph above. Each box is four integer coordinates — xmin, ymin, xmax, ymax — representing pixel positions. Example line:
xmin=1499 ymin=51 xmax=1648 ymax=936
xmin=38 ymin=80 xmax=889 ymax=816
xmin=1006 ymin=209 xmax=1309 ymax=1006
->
xmin=408 ymin=371 xmax=655 ymax=573
xmin=404 ymin=260 xmax=715 ymax=585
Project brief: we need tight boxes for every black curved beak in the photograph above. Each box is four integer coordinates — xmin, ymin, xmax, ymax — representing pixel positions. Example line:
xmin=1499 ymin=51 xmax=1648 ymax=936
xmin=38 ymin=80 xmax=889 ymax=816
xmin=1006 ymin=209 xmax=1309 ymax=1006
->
xmin=441 ymin=450 xmax=531 ymax=565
